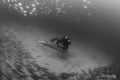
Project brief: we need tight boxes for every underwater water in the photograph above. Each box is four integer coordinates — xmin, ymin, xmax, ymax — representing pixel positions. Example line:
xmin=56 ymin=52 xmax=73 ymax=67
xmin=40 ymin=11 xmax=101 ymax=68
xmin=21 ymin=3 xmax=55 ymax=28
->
xmin=0 ymin=0 xmax=120 ymax=80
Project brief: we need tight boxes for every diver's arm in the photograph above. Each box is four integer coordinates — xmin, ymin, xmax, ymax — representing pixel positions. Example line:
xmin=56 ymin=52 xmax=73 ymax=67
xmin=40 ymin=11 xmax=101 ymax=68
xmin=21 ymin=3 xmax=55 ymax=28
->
xmin=63 ymin=45 xmax=68 ymax=50
xmin=57 ymin=41 xmax=69 ymax=50
xmin=56 ymin=40 xmax=62 ymax=48
xmin=51 ymin=38 xmax=59 ymax=42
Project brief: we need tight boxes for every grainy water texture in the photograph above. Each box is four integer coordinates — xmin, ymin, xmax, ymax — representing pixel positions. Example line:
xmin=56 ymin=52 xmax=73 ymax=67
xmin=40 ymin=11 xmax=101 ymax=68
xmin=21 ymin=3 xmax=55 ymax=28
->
xmin=0 ymin=0 xmax=120 ymax=80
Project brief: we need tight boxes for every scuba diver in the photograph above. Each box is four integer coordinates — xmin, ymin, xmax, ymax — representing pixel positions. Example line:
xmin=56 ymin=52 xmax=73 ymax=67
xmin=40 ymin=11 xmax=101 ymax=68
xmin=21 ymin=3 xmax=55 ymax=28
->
xmin=51 ymin=36 xmax=71 ymax=51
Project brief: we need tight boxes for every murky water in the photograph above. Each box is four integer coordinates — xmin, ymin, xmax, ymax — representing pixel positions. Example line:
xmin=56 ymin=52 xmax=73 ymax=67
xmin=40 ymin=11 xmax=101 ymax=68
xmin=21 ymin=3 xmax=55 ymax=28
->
xmin=0 ymin=0 xmax=120 ymax=75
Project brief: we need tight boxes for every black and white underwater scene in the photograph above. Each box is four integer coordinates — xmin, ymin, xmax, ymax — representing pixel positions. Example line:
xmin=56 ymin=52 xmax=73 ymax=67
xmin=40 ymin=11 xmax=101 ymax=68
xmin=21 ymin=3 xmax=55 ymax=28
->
xmin=0 ymin=0 xmax=120 ymax=80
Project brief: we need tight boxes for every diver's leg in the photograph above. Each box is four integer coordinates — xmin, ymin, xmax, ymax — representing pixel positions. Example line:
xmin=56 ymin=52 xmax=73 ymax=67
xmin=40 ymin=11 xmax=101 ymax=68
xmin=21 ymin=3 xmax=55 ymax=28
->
xmin=51 ymin=38 xmax=59 ymax=42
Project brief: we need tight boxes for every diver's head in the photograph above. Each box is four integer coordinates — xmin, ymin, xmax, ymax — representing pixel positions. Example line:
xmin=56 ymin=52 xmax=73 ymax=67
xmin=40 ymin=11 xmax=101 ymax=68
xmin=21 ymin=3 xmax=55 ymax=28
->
xmin=63 ymin=36 xmax=71 ymax=45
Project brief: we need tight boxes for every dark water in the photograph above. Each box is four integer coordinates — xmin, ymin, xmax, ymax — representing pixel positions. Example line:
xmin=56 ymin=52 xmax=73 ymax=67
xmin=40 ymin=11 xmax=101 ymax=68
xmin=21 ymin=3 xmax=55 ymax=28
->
xmin=0 ymin=0 xmax=120 ymax=74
